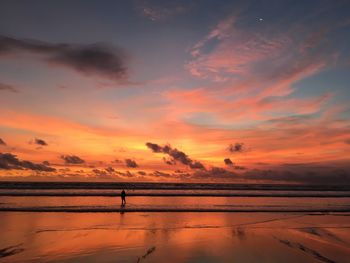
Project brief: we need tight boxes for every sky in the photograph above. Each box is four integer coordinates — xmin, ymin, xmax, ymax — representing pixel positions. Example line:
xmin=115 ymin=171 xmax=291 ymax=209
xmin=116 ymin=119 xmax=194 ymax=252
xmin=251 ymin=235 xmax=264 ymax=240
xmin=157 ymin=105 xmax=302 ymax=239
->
xmin=0 ymin=0 xmax=350 ymax=183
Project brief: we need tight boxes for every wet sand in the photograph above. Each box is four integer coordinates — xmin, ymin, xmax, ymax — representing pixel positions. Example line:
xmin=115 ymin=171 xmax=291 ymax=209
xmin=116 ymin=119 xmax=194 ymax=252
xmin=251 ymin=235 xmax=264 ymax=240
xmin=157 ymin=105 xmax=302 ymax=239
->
xmin=1 ymin=212 xmax=350 ymax=263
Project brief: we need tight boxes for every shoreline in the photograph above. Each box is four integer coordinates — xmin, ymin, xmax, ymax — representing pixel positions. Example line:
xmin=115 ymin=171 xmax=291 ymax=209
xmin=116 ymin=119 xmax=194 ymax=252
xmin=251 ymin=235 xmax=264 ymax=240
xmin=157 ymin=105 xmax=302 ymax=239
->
xmin=1 ymin=208 xmax=350 ymax=213
xmin=1 ymin=192 xmax=350 ymax=197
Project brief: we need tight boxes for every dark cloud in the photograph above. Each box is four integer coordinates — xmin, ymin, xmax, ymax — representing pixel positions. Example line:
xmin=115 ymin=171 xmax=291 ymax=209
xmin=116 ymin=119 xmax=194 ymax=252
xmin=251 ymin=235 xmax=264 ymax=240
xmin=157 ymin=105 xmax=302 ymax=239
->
xmin=0 ymin=35 xmax=127 ymax=82
xmin=0 ymin=138 xmax=6 ymax=146
xmin=224 ymin=158 xmax=234 ymax=166
xmin=244 ymin=164 xmax=350 ymax=184
xmin=145 ymin=142 xmax=205 ymax=169
xmin=173 ymin=162 xmax=350 ymax=183
xmin=34 ymin=138 xmax=48 ymax=146
xmin=105 ymin=166 xmax=115 ymax=173
xmin=228 ymin=143 xmax=245 ymax=153
xmin=61 ymin=155 xmax=85 ymax=164
xmin=42 ymin=161 xmax=50 ymax=165
xmin=224 ymin=158 xmax=245 ymax=170
xmin=192 ymin=167 xmax=238 ymax=180
xmin=92 ymin=168 xmax=110 ymax=178
xmin=189 ymin=161 xmax=205 ymax=169
xmin=115 ymin=170 xmax=134 ymax=177
xmin=162 ymin=157 xmax=176 ymax=165
xmin=136 ymin=156 xmax=350 ymax=184
xmin=0 ymin=152 xmax=55 ymax=171
xmin=125 ymin=159 xmax=138 ymax=168
xmin=192 ymin=163 xmax=350 ymax=183
xmin=145 ymin=142 xmax=162 ymax=153
xmin=113 ymin=159 xmax=123 ymax=163
xmin=0 ymin=82 xmax=18 ymax=93
xmin=49 ymin=45 xmax=127 ymax=82
xmin=138 ymin=171 xmax=146 ymax=175
xmin=150 ymin=170 xmax=173 ymax=178
xmin=177 ymin=172 xmax=191 ymax=179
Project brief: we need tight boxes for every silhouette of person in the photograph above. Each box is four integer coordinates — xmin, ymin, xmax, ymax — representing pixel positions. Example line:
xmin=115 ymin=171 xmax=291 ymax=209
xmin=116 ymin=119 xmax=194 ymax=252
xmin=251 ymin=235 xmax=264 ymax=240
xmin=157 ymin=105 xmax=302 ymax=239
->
xmin=121 ymin=189 xmax=126 ymax=206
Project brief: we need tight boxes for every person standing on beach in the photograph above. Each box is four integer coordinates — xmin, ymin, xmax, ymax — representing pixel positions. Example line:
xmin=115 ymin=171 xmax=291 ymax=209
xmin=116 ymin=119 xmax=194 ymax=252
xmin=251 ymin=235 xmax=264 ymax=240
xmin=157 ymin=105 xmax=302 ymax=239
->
xmin=121 ymin=189 xmax=126 ymax=206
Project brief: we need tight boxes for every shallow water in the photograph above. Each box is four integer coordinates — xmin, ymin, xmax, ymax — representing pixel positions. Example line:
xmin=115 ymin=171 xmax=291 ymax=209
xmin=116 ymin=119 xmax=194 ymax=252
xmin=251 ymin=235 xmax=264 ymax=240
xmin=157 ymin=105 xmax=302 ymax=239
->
xmin=1 ymin=195 xmax=350 ymax=212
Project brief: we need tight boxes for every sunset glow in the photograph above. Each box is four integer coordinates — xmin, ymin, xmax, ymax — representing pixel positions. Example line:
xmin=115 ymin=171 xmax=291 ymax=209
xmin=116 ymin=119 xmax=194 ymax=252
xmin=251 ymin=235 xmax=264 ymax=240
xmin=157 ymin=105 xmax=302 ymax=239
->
xmin=0 ymin=0 xmax=350 ymax=183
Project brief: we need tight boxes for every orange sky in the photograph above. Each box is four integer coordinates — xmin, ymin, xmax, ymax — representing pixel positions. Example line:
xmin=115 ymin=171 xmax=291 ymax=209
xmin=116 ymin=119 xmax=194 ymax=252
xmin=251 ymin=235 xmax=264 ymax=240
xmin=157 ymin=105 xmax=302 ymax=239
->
xmin=0 ymin=1 xmax=350 ymax=183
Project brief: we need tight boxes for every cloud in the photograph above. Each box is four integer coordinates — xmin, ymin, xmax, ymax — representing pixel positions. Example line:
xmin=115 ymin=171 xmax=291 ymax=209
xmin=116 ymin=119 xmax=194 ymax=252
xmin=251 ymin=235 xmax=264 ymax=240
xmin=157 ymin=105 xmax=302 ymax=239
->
xmin=173 ymin=10 xmax=338 ymax=128
xmin=192 ymin=167 xmax=238 ymax=180
xmin=58 ymin=168 xmax=71 ymax=173
xmin=224 ymin=158 xmax=245 ymax=170
xmin=186 ymin=8 xmax=338 ymax=84
xmin=224 ymin=158 xmax=234 ymax=166
xmin=0 ymin=152 xmax=55 ymax=171
xmin=186 ymin=14 xmax=291 ymax=80
xmin=34 ymin=138 xmax=48 ymax=146
xmin=92 ymin=168 xmax=110 ymax=178
xmin=0 ymin=35 xmax=128 ymax=82
xmin=125 ymin=158 xmax=138 ymax=168
xmin=163 ymin=157 xmax=176 ymax=165
xmin=189 ymin=161 xmax=205 ymax=169
xmin=137 ymin=0 xmax=190 ymax=21
xmin=145 ymin=142 xmax=163 ymax=153
xmin=187 ymin=162 xmax=350 ymax=183
xmin=0 ymin=138 xmax=6 ymax=146
xmin=115 ymin=170 xmax=134 ymax=177
xmin=244 ymin=166 xmax=350 ymax=184
xmin=146 ymin=142 xmax=205 ymax=169
xmin=61 ymin=155 xmax=85 ymax=164
xmin=228 ymin=143 xmax=244 ymax=153
xmin=163 ymin=70 xmax=331 ymax=124
xmin=0 ymin=82 xmax=18 ymax=93
xmin=105 ymin=166 xmax=115 ymax=173
xmin=150 ymin=170 xmax=173 ymax=178
xmin=138 ymin=171 xmax=146 ymax=175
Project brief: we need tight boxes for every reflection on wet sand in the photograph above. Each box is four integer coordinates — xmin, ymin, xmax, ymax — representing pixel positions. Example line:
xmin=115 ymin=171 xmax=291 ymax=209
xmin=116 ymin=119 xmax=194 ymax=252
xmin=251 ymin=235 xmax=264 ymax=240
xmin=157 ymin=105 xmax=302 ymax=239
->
xmin=1 ymin=212 xmax=350 ymax=262
xmin=136 ymin=246 xmax=156 ymax=263
xmin=0 ymin=244 xmax=24 ymax=259
xmin=1 ymin=195 xmax=349 ymax=212
xmin=275 ymin=238 xmax=336 ymax=263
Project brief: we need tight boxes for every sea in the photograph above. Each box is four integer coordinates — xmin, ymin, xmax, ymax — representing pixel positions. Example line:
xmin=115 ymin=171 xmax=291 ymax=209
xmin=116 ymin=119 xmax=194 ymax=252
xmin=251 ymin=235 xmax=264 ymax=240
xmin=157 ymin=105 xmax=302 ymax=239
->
xmin=0 ymin=181 xmax=349 ymax=213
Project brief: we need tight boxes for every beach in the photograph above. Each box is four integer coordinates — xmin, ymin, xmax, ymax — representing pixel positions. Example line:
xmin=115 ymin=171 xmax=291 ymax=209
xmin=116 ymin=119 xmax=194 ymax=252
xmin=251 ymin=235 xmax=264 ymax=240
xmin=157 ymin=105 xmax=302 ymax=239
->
xmin=1 ymin=211 xmax=350 ymax=263
xmin=1 ymin=182 xmax=350 ymax=262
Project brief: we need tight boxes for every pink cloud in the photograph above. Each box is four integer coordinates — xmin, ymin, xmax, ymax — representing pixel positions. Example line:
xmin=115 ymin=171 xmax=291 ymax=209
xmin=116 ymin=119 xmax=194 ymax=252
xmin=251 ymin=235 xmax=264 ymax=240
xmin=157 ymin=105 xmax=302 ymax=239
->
xmin=187 ymin=15 xmax=290 ymax=81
